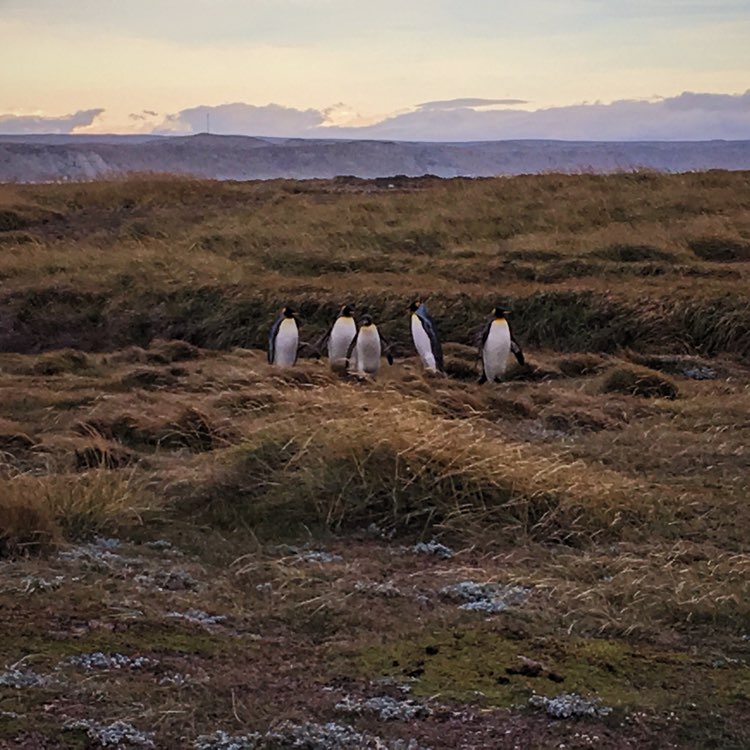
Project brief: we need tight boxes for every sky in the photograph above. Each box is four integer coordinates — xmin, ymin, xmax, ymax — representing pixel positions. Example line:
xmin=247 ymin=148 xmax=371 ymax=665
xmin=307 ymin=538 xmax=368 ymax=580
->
xmin=1 ymin=0 xmax=749 ymax=140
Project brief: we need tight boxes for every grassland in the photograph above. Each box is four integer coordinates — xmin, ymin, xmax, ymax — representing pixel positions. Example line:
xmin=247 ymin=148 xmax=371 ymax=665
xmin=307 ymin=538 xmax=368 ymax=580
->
xmin=0 ymin=172 xmax=749 ymax=749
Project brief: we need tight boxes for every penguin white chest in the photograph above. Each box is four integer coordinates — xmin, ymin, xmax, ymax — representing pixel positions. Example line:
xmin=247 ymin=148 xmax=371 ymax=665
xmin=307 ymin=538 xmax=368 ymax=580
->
xmin=273 ymin=318 xmax=299 ymax=367
xmin=411 ymin=314 xmax=436 ymax=370
xmin=355 ymin=326 xmax=382 ymax=375
xmin=483 ymin=319 xmax=511 ymax=381
xmin=328 ymin=317 xmax=357 ymax=370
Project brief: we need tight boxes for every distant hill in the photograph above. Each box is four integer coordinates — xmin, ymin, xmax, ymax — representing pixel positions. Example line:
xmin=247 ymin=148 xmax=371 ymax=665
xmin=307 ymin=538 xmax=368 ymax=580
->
xmin=2 ymin=133 xmax=750 ymax=182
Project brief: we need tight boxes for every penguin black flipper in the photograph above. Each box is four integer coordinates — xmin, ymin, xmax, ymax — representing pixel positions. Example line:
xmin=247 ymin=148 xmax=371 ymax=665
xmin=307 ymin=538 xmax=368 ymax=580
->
xmin=345 ymin=330 xmax=360 ymax=369
xmin=511 ymin=337 xmax=525 ymax=366
xmin=477 ymin=318 xmax=492 ymax=354
xmin=475 ymin=319 xmax=492 ymax=383
xmin=267 ymin=312 xmax=284 ymax=364
xmin=379 ymin=332 xmax=395 ymax=365
xmin=314 ymin=322 xmax=335 ymax=356
xmin=417 ymin=305 xmax=445 ymax=373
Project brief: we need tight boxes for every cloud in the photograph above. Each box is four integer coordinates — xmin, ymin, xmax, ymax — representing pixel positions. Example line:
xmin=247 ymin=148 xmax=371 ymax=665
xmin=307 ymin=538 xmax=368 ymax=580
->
xmin=325 ymin=90 xmax=750 ymax=141
xmin=129 ymin=109 xmax=161 ymax=121
xmin=155 ymin=102 xmax=325 ymax=136
xmin=417 ymin=98 xmax=528 ymax=110
xmin=148 ymin=91 xmax=750 ymax=141
xmin=0 ymin=108 xmax=104 ymax=134
xmin=8 ymin=92 xmax=748 ymax=141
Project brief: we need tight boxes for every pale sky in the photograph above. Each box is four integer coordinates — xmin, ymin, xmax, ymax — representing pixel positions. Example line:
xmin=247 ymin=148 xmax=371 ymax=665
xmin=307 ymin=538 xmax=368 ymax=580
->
xmin=1 ymin=0 xmax=749 ymax=139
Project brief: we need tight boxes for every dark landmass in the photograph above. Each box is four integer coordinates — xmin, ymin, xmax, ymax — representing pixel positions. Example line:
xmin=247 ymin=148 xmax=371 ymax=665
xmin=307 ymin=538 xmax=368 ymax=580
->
xmin=2 ymin=133 xmax=750 ymax=181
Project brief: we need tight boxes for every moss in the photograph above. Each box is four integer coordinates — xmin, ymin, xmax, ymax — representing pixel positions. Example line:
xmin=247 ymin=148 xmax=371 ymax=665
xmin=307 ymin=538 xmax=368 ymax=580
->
xmin=353 ymin=624 xmax=750 ymax=713
xmin=0 ymin=621 xmax=237 ymax=664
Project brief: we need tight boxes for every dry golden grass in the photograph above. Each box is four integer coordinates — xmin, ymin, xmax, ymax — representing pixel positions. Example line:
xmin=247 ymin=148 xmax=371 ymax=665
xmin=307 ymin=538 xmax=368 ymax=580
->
xmin=181 ymin=380 xmax=648 ymax=544
xmin=0 ymin=470 xmax=156 ymax=555
xmin=1 ymin=173 xmax=749 ymax=748
xmin=0 ymin=172 xmax=748 ymax=358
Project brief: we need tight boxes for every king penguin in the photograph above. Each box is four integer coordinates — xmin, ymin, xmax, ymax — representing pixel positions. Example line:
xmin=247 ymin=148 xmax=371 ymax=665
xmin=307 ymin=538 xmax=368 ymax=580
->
xmin=409 ymin=301 xmax=444 ymax=374
xmin=346 ymin=315 xmax=393 ymax=377
xmin=268 ymin=306 xmax=299 ymax=367
xmin=478 ymin=307 xmax=525 ymax=383
xmin=319 ymin=304 xmax=358 ymax=373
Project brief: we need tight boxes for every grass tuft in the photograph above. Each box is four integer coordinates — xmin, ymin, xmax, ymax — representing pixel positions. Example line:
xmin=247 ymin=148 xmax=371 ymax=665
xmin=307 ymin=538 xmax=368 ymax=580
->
xmin=29 ymin=349 xmax=93 ymax=376
xmin=181 ymin=387 xmax=646 ymax=545
xmin=590 ymin=243 xmax=676 ymax=262
xmin=0 ymin=470 xmax=154 ymax=555
xmin=601 ymin=365 xmax=679 ymax=399
xmin=557 ymin=353 xmax=607 ymax=377
xmin=688 ymin=237 xmax=750 ymax=262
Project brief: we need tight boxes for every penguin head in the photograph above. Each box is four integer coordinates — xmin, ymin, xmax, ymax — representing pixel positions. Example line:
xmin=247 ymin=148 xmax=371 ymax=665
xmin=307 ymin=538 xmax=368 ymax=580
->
xmin=340 ymin=304 xmax=355 ymax=317
xmin=409 ymin=300 xmax=421 ymax=313
xmin=493 ymin=306 xmax=510 ymax=319
xmin=282 ymin=306 xmax=296 ymax=318
xmin=360 ymin=314 xmax=374 ymax=326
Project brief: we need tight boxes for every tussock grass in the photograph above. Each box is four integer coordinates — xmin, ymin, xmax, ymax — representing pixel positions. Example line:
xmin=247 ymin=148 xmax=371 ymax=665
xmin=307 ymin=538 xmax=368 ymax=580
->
xmin=508 ymin=541 xmax=750 ymax=638
xmin=78 ymin=404 xmax=231 ymax=453
xmin=0 ymin=417 xmax=35 ymax=452
xmin=590 ymin=243 xmax=676 ymax=263
xmin=183 ymin=385 xmax=648 ymax=545
xmin=0 ymin=172 xmax=749 ymax=359
xmin=601 ymin=365 xmax=679 ymax=399
xmin=0 ymin=470 xmax=154 ymax=556
xmin=688 ymin=237 xmax=750 ymax=262
xmin=557 ymin=353 xmax=607 ymax=377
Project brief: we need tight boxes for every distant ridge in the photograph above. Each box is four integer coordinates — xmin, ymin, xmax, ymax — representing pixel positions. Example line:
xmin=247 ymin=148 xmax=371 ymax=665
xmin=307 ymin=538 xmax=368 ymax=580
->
xmin=2 ymin=133 xmax=750 ymax=182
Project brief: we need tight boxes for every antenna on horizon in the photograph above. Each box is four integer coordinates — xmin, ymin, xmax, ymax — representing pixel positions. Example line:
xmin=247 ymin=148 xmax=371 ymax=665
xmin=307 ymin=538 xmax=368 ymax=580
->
xmin=206 ymin=112 xmax=210 ymax=135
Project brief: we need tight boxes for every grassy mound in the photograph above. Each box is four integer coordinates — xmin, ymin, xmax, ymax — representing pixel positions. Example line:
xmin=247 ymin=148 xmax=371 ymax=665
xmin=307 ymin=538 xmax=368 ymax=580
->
xmin=590 ymin=243 xmax=676 ymax=262
xmin=0 ymin=471 xmax=154 ymax=556
xmin=556 ymin=353 xmax=607 ymax=377
xmin=182 ymin=385 xmax=647 ymax=545
xmin=601 ymin=365 xmax=679 ymax=399
xmin=688 ymin=237 xmax=750 ymax=262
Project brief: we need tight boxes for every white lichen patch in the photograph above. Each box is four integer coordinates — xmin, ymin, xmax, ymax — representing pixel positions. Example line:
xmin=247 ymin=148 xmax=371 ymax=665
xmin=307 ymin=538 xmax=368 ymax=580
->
xmin=0 ymin=668 xmax=52 ymax=688
xmin=439 ymin=581 xmax=531 ymax=613
xmin=64 ymin=718 xmax=156 ymax=747
xmin=166 ymin=609 xmax=227 ymax=627
xmin=194 ymin=721 xmax=429 ymax=749
xmin=528 ymin=692 xmax=613 ymax=719
xmin=353 ymin=580 xmax=403 ymax=598
xmin=336 ymin=694 xmax=433 ymax=721
xmin=62 ymin=652 xmax=157 ymax=671
xmin=412 ymin=541 xmax=455 ymax=559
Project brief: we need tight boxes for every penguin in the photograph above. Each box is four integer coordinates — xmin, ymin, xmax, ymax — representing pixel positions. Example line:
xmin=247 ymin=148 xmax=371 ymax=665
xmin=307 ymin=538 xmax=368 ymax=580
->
xmin=268 ymin=306 xmax=299 ymax=367
xmin=409 ymin=301 xmax=444 ymax=373
xmin=317 ymin=304 xmax=358 ymax=372
xmin=478 ymin=307 xmax=525 ymax=383
xmin=346 ymin=315 xmax=393 ymax=377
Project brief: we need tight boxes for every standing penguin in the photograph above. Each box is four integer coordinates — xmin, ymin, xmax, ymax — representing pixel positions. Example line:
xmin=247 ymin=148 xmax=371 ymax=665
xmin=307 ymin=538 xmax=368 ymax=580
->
xmin=478 ymin=307 xmax=525 ymax=383
xmin=409 ymin=301 xmax=444 ymax=373
xmin=318 ymin=304 xmax=358 ymax=373
xmin=268 ymin=306 xmax=299 ymax=367
xmin=346 ymin=315 xmax=393 ymax=377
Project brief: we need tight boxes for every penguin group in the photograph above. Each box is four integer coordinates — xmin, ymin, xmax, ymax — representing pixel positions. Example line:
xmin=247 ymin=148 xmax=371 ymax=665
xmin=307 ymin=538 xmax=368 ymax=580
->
xmin=268 ymin=301 xmax=524 ymax=383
